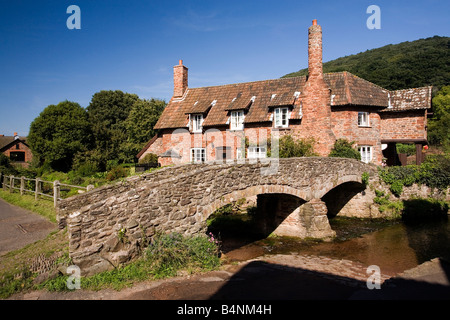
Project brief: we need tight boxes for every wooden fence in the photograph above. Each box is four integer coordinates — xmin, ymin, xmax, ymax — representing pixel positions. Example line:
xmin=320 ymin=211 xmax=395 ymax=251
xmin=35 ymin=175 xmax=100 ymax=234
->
xmin=0 ymin=172 xmax=93 ymax=207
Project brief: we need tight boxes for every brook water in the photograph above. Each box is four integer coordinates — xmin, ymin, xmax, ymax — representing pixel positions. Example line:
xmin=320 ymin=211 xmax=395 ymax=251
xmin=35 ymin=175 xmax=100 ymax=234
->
xmin=221 ymin=217 xmax=450 ymax=276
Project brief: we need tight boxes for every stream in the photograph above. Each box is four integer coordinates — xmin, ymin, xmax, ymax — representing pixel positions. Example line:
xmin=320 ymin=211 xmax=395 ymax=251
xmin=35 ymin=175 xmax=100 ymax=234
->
xmin=221 ymin=216 xmax=450 ymax=276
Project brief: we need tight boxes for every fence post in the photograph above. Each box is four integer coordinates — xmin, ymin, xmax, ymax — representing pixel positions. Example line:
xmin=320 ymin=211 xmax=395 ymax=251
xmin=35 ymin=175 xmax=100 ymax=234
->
xmin=2 ymin=175 xmax=6 ymax=191
xmin=53 ymin=180 xmax=60 ymax=208
xmin=20 ymin=176 xmax=25 ymax=195
xmin=35 ymin=178 xmax=40 ymax=201
xmin=9 ymin=176 xmax=13 ymax=193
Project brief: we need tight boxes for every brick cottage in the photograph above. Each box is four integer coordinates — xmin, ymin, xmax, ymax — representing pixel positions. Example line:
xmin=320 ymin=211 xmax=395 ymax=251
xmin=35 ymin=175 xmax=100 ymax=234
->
xmin=138 ymin=20 xmax=432 ymax=167
xmin=0 ymin=132 xmax=32 ymax=167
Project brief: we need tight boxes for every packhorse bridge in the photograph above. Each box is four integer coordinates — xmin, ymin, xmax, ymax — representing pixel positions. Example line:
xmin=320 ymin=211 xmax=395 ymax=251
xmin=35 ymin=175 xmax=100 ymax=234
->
xmin=57 ymin=157 xmax=377 ymax=275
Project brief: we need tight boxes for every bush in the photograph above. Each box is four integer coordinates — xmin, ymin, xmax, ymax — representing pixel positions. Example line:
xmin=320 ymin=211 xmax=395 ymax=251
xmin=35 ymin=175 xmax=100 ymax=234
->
xmin=277 ymin=135 xmax=317 ymax=158
xmin=396 ymin=143 xmax=416 ymax=156
xmin=378 ymin=154 xmax=450 ymax=196
xmin=328 ymin=139 xmax=361 ymax=160
xmin=106 ymin=166 xmax=128 ymax=181
xmin=138 ymin=153 xmax=159 ymax=166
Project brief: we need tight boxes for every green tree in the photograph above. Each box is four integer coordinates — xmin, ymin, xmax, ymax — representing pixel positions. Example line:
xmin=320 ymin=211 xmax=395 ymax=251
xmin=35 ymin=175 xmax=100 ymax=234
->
xmin=328 ymin=139 xmax=361 ymax=160
xmin=428 ymin=85 xmax=450 ymax=152
xmin=27 ymin=101 xmax=92 ymax=172
xmin=86 ymin=90 xmax=139 ymax=169
xmin=123 ymin=98 xmax=166 ymax=160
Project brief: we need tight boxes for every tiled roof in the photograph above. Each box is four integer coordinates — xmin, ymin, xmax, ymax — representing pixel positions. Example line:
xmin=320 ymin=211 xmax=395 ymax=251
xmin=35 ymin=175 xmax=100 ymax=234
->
xmin=382 ymin=86 xmax=432 ymax=112
xmin=153 ymin=71 xmax=431 ymax=130
xmin=0 ymin=136 xmax=28 ymax=151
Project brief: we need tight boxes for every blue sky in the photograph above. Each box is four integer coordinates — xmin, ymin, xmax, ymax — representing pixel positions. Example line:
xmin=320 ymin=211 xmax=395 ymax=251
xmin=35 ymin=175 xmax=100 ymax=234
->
xmin=0 ymin=0 xmax=449 ymax=136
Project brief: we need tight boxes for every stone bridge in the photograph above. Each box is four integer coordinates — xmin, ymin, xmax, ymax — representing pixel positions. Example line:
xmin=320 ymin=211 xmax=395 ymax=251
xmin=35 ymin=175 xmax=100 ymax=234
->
xmin=57 ymin=157 xmax=377 ymax=275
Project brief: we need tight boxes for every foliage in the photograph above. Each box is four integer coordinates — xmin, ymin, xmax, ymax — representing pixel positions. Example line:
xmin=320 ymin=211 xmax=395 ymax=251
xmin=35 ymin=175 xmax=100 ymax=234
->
xmin=124 ymin=98 xmax=166 ymax=159
xmin=328 ymin=139 xmax=361 ymax=160
xmin=27 ymin=101 xmax=92 ymax=172
xmin=106 ymin=166 xmax=129 ymax=182
xmin=146 ymin=232 xmax=220 ymax=278
xmin=283 ymin=36 xmax=450 ymax=91
xmin=276 ymin=135 xmax=317 ymax=158
xmin=138 ymin=153 xmax=159 ymax=166
xmin=86 ymin=90 xmax=140 ymax=170
xmin=378 ymin=154 xmax=450 ymax=196
xmin=428 ymin=86 xmax=450 ymax=151
xmin=396 ymin=143 xmax=416 ymax=156
xmin=0 ymin=153 xmax=16 ymax=175
xmin=402 ymin=198 xmax=449 ymax=223
xmin=361 ymin=172 xmax=369 ymax=186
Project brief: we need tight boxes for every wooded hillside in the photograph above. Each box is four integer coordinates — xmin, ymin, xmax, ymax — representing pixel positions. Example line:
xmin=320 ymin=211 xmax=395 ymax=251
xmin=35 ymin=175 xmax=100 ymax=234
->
xmin=283 ymin=36 xmax=449 ymax=91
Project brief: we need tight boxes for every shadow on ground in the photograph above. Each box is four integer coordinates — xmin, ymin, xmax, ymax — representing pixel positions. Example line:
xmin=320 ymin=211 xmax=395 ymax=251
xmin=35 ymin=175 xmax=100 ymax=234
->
xmin=207 ymin=260 xmax=450 ymax=300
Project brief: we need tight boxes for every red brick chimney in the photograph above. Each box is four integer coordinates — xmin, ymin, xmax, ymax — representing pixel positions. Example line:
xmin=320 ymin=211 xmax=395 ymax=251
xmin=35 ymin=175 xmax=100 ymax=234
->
xmin=173 ymin=60 xmax=188 ymax=98
xmin=308 ymin=19 xmax=323 ymax=80
xmin=299 ymin=20 xmax=335 ymax=156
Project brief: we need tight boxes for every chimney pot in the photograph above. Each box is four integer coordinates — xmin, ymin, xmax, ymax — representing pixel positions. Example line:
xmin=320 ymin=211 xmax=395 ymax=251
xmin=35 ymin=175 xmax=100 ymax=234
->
xmin=312 ymin=19 xmax=317 ymax=25
xmin=179 ymin=59 xmax=183 ymax=65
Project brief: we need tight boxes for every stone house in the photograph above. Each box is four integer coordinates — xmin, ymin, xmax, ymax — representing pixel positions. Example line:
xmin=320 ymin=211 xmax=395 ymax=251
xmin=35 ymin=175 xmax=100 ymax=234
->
xmin=138 ymin=20 xmax=431 ymax=167
xmin=0 ymin=132 xmax=33 ymax=167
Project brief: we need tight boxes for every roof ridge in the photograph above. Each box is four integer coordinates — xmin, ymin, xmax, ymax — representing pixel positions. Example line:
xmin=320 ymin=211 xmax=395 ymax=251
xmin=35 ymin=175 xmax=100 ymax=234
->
xmin=188 ymin=75 xmax=307 ymax=91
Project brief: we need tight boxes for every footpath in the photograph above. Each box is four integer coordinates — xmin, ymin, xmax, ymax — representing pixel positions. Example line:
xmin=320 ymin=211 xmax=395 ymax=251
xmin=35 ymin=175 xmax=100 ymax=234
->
xmin=0 ymin=198 xmax=56 ymax=256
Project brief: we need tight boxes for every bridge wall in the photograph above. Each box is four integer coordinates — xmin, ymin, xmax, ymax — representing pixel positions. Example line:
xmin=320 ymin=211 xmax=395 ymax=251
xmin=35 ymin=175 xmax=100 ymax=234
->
xmin=56 ymin=157 xmax=376 ymax=275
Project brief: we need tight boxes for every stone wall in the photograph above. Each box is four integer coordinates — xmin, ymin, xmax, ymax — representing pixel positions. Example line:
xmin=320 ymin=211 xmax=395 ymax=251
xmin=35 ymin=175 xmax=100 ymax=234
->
xmin=57 ymin=157 xmax=376 ymax=275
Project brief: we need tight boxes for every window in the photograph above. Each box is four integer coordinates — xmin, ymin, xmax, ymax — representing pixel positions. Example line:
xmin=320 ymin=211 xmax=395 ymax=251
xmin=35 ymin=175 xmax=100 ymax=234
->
xmin=230 ymin=110 xmax=244 ymax=130
xmin=236 ymin=148 xmax=244 ymax=159
xmin=190 ymin=148 xmax=205 ymax=163
xmin=274 ymin=107 xmax=289 ymax=128
xmin=215 ymin=147 xmax=231 ymax=160
xmin=191 ymin=114 xmax=203 ymax=133
xmin=247 ymin=146 xmax=266 ymax=159
xmin=9 ymin=151 xmax=25 ymax=162
xmin=358 ymin=112 xmax=370 ymax=127
xmin=358 ymin=146 xmax=372 ymax=163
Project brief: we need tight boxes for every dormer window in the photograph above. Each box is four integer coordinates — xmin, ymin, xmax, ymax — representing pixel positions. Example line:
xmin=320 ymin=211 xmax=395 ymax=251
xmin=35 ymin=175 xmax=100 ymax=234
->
xmin=230 ymin=110 xmax=245 ymax=131
xmin=190 ymin=114 xmax=203 ymax=133
xmin=274 ymin=107 xmax=289 ymax=128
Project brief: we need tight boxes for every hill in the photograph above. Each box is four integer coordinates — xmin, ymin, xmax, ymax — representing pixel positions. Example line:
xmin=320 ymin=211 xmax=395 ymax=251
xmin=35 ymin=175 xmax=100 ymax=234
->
xmin=282 ymin=36 xmax=450 ymax=91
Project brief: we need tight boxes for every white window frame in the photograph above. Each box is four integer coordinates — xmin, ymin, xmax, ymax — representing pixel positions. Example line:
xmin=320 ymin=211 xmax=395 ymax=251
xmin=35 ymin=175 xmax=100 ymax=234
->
xmin=358 ymin=145 xmax=373 ymax=163
xmin=190 ymin=148 xmax=206 ymax=163
xmin=247 ymin=146 xmax=267 ymax=159
xmin=358 ymin=112 xmax=370 ymax=127
xmin=191 ymin=114 xmax=203 ymax=133
xmin=236 ymin=148 xmax=244 ymax=159
xmin=274 ymin=107 xmax=289 ymax=128
xmin=230 ymin=110 xmax=245 ymax=131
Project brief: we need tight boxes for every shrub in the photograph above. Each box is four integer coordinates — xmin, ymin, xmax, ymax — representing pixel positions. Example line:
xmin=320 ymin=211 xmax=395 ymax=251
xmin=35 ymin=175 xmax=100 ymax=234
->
xmin=277 ymin=135 xmax=317 ymax=158
xmin=106 ymin=166 xmax=128 ymax=181
xmin=328 ymin=139 xmax=361 ymax=160
xmin=138 ymin=153 xmax=159 ymax=166
xmin=379 ymin=154 xmax=450 ymax=195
